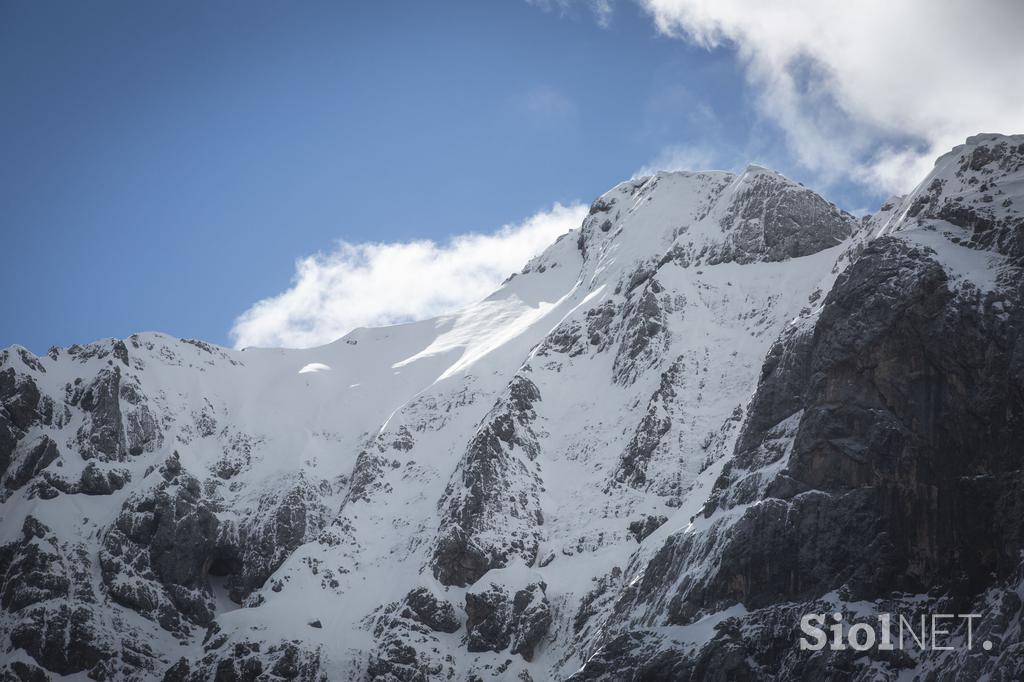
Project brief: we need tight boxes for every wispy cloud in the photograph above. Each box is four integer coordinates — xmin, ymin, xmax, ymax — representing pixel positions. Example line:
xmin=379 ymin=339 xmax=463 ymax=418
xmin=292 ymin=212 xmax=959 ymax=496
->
xmin=541 ymin=0 xmax=1024 ymax=195
xmin=590 ymin=0 xmax=613 ymax=27
xmin=518 ymin=85 xmax=577 ymax=124
xmin=529 ymin=0 xmax=614 ymax=27
xmin=634 ymin=144 xmax=719 ymax=176
xmin=230 ymin=203 xmax=587 ymax=349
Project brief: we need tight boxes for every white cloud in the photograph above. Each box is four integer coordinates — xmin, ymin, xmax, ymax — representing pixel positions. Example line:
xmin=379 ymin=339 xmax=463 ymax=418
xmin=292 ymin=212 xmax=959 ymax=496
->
xmin=638 ymin=0 xmax=1024 ymax=193
xmin=230 ymin=203 xmax=587 ymax=349
xmin=529 ymin=0 xmax=614 ymax=27
xmin=591 ymin=0 xmax=613 ymax=27
xmin=634 ymin=143 xmax=718 ymax=176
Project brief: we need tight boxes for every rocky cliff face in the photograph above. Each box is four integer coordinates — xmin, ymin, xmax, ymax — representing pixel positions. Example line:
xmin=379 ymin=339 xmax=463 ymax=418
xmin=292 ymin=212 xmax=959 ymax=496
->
xmin=571 ymin=134 xmax=1024 ymax=681
xmin=1 ymin=134 xmax=1022 ymax=681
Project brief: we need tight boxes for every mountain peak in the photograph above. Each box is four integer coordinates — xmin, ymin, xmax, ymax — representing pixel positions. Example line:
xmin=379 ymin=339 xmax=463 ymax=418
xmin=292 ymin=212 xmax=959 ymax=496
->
xmin=874 ymin=133 xmax=1024 ymax=259
xmin=574 ymin=163 xmax=856 ymax=287
xmin=4 ymin=139 xmax=1023 ymax=681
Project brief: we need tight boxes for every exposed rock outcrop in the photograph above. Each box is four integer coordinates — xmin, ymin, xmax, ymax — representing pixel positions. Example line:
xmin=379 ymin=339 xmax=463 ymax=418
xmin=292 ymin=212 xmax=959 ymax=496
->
xmin=432 ymin=375 xmax=545 ymax=587
xmin=3 ymin=135 xmax=1022 ymax=681
xmin=465 ymin=580 xmax=552 ymax=662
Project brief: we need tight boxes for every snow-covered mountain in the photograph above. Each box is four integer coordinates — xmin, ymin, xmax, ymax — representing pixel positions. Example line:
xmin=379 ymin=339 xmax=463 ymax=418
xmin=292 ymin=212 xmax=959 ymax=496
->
xmin=1 ymin=134 xmax=1022 ymax=681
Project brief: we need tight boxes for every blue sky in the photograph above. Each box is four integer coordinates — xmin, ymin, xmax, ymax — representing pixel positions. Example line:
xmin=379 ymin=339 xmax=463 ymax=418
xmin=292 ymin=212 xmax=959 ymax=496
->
xmin=3 ymin=1 xmax=1019 ymax=352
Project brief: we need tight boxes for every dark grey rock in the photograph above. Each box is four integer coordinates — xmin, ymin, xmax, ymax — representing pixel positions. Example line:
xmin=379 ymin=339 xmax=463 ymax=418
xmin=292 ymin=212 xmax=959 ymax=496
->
xmin=226 ymin=477 xmax=328 ymax=601
xmin=613 ymin=360 xmax=681 ymax=486
xmin=0 ymin=517 xmax=118 ymax=677
xmin=2 ymin=661 xmax=51 ymax=681
xmin=9 ymin=605 xmax=113 ymax=676
xmin=510 ymin=582 xmax=552 ymax=661
xmin=612 ymin=285 xmax=669 ymax=386
xmin=431 ymin=524 xmax=494 ymax=589
xmin=627 ymin=515 xmax=668 ymax=543
xmin=432 ymin=375 xmax=544 ymax=587
xmin=5 ymin=436 xmax=59 ymax=490
xmin=0 ymin=368 xmax=41 ymax=479
xmin=99 ymin=457 xmax=220 ymax=631
xmin=401 ymin=587 xmax=461 ymax=633
xmin=40 ymin=461 xmax=130 ymax=496
xmin=579 ymin=229 xmax=1024 ymax=680
xmin=0 ymin=368 xmax=40 ymax=432
xmin=464 ymin=581 xmax=551 ymax=661
xmin=573 ymin=567 xmax=623 ymax=638
xmin=169 ymin=641 xmax=325 ymax=682
xmin=74 ymin=367 xmax=127 ymax=461
xmin=465 ymin=583 xmax=513 ymax=654
xmin=711 ymin=170 xmax=856 ymax=265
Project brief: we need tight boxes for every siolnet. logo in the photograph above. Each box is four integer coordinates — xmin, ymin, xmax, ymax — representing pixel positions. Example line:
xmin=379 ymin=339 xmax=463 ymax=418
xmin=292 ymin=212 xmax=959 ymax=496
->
xmin=799 ymin=612 xmax=993 ymax=652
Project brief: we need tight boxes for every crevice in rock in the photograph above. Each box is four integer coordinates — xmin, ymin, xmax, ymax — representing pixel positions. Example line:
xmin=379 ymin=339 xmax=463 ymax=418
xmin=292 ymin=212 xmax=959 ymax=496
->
xmin=203 ymin=547 xmax=243 ymax=609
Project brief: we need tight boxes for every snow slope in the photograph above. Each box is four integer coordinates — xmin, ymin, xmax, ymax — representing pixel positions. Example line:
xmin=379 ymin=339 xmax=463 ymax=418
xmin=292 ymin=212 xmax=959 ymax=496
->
xmin=2 ymin=135 xmax=1021 ymax=682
